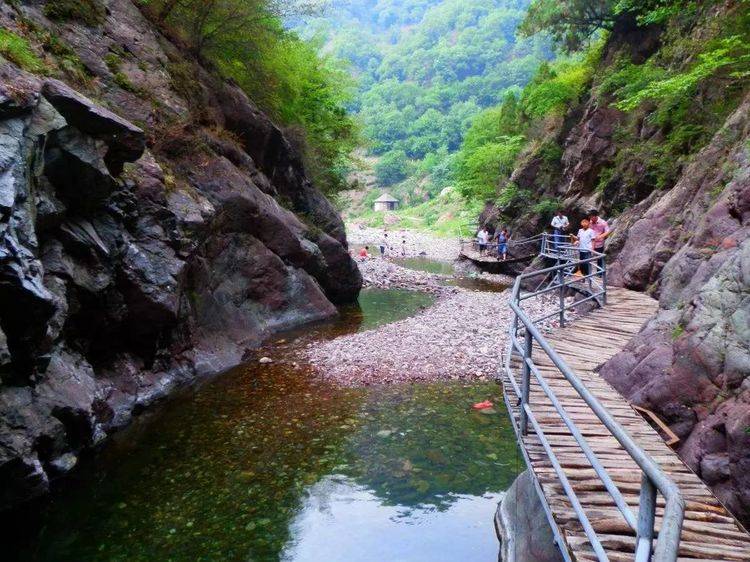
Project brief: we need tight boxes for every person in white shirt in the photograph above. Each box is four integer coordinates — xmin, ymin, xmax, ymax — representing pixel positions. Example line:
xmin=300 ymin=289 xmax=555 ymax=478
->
xmin=550 ymin=209 xmax=569 ymax=250
xmin=476 ymin=228 xmax=489 ymax=254
xmin=379 ymin=232 xmax=388 ymax=257
xmin=571 ymin=218 xmax=595 ymax=275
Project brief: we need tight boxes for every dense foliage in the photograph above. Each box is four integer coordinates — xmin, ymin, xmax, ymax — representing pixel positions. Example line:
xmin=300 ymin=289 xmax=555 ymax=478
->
xmin=449 ymin=0 xmax=750 ymax=227
xmin=453 ymin=48 xmax=599 ymax=205
xmin=300 ymin=0 xmax=552 ymax=228
xmin=138 ymin=0 xmax=358 ymax=195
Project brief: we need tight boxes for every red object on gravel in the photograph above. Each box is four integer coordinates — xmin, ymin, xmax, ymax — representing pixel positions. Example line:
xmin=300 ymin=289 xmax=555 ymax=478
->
xmin=472 ymin=400 xmax=493 ymax=410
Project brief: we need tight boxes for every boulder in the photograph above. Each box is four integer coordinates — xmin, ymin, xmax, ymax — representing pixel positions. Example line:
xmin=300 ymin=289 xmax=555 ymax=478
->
xmin=0 ymin=0 xmax=360 ymax=514
xmin=41 ymin=79 xmax=145 ymax=174
xmin=496 ymin=470 xmax=564 ymax=562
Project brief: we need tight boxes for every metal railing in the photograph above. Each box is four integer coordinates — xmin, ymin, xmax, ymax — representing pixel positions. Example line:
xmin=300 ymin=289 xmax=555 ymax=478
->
xmin=502 ymin=235 xmax=685 ymax=562
xmin=460 ymin=232 xmax=545 ymax=256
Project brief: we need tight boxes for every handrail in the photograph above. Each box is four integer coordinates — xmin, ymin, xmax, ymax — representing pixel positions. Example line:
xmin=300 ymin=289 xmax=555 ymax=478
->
xmin=502 ymin=233 xmax=685 ymax=562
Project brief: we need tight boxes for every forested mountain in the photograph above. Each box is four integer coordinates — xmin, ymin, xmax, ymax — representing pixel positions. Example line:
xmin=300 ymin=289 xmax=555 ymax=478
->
xmin=301 ymin=0 xmax=551 ymax=230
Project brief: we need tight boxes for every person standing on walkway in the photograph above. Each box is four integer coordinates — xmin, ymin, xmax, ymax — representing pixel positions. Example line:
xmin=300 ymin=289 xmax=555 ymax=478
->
xmin=589 ymin=209 xmax=611 ymax=275
xmin=496 ymin=228 xmax=510 ymax=261
xmin=380 ymin=232 xmax=388 ymax=257
xmin=477 ymin=228 xmax=488 ymax=255
xmin=571 ymin=219 xmax=594 ymax=276
xmin=550 ymin=209 xmax=569 ymax=250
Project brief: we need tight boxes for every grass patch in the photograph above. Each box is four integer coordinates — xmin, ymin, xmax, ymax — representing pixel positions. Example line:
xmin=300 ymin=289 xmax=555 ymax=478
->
xmin=671 ymin=324 xmax=685 ymax=340
xmin=104 ymin=51 xmax=145 ymax=95
xmin=44 ymin=0 xmax=105 ymax=27
xmin=0 ymin=29 xmax=46 ymax=73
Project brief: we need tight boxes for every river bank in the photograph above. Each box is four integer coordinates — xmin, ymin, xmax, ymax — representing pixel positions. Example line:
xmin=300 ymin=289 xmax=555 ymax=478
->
xmin=306 ymin=256 xmax=563 ymax=386
xmin=347 ymin=225 xmax=461 ymax=261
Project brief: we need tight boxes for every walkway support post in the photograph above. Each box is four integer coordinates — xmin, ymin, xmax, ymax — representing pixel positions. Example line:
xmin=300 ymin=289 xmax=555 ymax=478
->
xmin=520 ymin=329 xmax=532 ymax=436
xmin=557 ymin=255 xmax=565 ymax=328
xmin=636 ymin=475 xmax=656 ymax=561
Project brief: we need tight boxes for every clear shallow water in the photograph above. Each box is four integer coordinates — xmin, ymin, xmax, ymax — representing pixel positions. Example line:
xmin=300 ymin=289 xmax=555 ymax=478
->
xmin=392 ymin=256 xmax=510 ymax=293
xmin=6 ymin=289 xmax=519 ymax=562
xmin=391 ymin=256 xmax=456 ymax=275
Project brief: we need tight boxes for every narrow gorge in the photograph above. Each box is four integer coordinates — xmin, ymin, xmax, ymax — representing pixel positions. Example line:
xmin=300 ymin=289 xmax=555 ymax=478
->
xmin=1 ymin=1 xmax=749 ymax=561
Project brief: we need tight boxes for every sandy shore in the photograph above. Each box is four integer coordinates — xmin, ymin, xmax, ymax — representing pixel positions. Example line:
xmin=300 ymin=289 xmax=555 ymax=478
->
xmin=306 ymin=258 xmax=564 ymax=386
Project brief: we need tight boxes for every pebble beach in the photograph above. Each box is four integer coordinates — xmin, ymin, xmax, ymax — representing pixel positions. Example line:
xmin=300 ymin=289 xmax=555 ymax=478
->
xmin=306 ymin=230 xmax=564 ymax=386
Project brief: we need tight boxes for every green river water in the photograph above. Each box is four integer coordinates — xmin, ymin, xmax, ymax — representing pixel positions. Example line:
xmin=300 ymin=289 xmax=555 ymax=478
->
xmin=7 ymin=287 xmax=519 ymax=562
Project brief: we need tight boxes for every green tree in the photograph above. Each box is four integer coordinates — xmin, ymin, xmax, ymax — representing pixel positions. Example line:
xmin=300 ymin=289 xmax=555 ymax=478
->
xmin=375 ymin=150 xmax=410 ymax=186
xmin=140 ymin=0 xmax=358 ymax=195
xmin=519 ymin=0 xmax=615 ymax=51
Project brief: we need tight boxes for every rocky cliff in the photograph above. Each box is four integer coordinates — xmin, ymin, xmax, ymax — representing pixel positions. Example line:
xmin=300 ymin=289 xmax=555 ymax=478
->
xmin=482 ymin=3 xmax=750 ymax=525
xmin=0 ymin=0 xmax=361 ymax=511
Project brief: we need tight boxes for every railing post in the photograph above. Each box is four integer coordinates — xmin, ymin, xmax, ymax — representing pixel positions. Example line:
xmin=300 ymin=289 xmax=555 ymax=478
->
xmin=519 ymin=329 xmax=533 ymax=436
xmin=635 ymin=474 xmax=656 ymax=562
xmin=557 ymin=256 xmax=565 ymax=328
xmin=602 ymin=256 xmax=608 ymax=305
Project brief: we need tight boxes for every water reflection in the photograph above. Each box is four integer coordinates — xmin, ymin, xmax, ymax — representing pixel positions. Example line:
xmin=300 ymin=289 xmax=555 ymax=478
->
xmin=390 ymin=256 xmax=509 ymax=293
xmin=282 ymin=477 xmax=504 ymax=562
xmin=6 ymin=289 xmax=518 ymax=562
xmin=391 ymin=256 xmax=456 ymax=275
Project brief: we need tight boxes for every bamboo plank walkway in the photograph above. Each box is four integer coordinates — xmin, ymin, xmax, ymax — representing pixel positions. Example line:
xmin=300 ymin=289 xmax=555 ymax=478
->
xmin=502 ymin=286 xmax=750 ymax=561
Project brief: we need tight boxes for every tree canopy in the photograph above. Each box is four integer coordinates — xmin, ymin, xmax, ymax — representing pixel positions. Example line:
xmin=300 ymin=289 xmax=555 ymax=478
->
xmin=299 ymin=0 xmax=552 ymax=209
xmin=140 ymin=0 xmax=358 ymax=195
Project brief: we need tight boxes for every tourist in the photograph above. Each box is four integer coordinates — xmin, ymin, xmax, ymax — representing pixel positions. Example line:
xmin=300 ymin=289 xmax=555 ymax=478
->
xmin=496 ymin=228 xmax=510 ymax=261
xmin=571 ymin=219 xmax=594 ymax=276
xmin=358 ymin=246 xmax=370 ymax=259
xmin=550 ymin=209 xmax=569 ymax=250
xmin=401 ymin=237 xmax=406 ymax=256
xmin=477 ymin=228 xmax=489 ymax=255
xmin=380 ymin=232 xmax=388 ymax=257
xmin=589 ymin=209 xmax=611 ymax=275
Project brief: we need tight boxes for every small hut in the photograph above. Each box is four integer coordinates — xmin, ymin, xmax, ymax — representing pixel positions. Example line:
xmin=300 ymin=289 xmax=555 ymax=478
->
xmin=373 ymin=193 xmax=399 ymax=212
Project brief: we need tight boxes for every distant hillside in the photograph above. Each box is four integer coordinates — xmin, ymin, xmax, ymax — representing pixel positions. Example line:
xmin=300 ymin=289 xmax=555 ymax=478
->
xmin=299 ymin=0 xmax=551 ymax=233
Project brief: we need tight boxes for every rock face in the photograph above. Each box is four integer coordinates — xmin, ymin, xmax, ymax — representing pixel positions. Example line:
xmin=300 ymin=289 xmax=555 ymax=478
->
xmin=495 ymin=470 xmax=564 ymax=562
xmin=0 ymin=0 xmax=360 ymax=511
xmin=601 ymin=96 xmax=750 ymax=521
xmin=473 ymin=6 xmax=750 ymax=526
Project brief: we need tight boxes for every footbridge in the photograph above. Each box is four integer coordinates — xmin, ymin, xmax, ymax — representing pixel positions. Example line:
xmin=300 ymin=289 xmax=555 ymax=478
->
xmin=498 ymin=243 xmax=750 ymax=561
xmin=459 ymin=233 xmax=544 ymax=268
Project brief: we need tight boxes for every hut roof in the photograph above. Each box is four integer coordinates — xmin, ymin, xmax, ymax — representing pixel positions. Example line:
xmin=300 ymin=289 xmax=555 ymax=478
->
xmin=374 ymin=193 xmax=398 ymax=202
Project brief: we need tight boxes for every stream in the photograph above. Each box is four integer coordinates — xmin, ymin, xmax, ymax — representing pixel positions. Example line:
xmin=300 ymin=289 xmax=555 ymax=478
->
xmin=8 ymin=284 xmax=520 ymax=562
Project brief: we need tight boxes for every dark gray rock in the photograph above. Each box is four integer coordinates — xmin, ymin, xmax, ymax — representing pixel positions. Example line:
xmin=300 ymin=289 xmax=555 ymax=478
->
xmin=0 ymin=0 xmax=360 ymax=513
xmin=496 ymin=470 xmax=564 ymax=562
xmin=41 ymin=79 xmax=145 ymax=174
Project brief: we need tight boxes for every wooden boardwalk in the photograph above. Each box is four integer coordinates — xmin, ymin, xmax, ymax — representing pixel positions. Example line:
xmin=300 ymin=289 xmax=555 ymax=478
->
xmin=459 ymin=246 xmax=536 ymax=265
xmin=502 ymin=287 xmax=750 ymax=561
